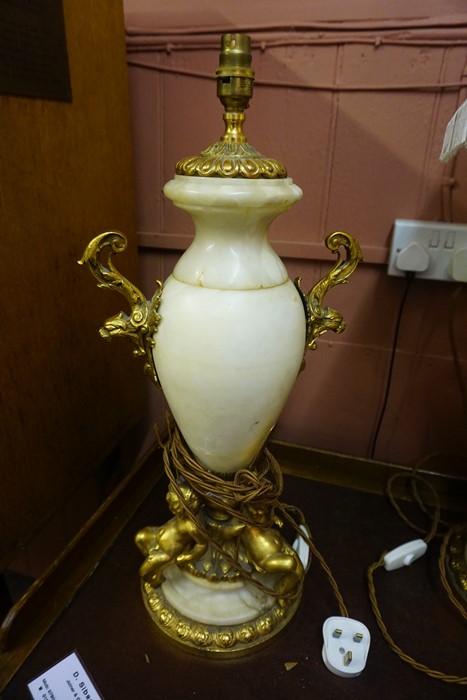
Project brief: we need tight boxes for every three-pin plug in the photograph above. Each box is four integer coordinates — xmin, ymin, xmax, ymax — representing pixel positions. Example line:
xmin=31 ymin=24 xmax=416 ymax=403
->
xmin=322 ymin=617 xmax=371 ymax=678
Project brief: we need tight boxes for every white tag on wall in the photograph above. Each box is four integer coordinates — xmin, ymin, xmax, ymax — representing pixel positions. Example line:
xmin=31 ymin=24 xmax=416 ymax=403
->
xmin=27 ymin=651 xmax=103 ymax=700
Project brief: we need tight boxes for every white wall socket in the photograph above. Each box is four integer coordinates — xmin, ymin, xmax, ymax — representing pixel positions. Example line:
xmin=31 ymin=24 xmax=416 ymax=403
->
xmin=388 ymin=219 xmax=467 ymax=282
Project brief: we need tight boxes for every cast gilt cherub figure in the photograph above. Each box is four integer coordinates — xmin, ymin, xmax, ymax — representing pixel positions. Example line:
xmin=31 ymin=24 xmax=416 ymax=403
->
xmin=216 ymin=500 xmax=305 ymax=604
xmin=240 ymin=502 xmax=305 ymax=604
xmin=135 ymin=482 xmax=207 ymax=587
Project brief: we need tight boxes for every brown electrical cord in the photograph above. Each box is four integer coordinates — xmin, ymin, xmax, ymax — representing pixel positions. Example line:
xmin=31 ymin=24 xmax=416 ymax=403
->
xmin=368 ymin=551 xmax=467 ymax=685
xmin=367 ymin=469 xmax=467 ymax=685
xmin=385 ymin=472 xmax=440 ymax=543
xmin=157 ymin=419 xmax=349 ymax=616
xmin=367 ymin=273 xmax=467 ymax=684
xmin=156 ymin=421 xmax=465 ymax=681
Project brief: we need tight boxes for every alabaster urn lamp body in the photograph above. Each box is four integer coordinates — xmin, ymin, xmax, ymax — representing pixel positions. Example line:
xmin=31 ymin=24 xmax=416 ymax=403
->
xmin=158 ymin=175 xmax=305 ymax=472
xmin=80 ymin=34 xmax=362 ymax=654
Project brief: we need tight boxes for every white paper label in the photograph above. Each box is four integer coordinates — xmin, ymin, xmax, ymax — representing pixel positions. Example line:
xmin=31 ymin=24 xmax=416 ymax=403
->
xmin=27 ymin=652 xmax=103 ymax=700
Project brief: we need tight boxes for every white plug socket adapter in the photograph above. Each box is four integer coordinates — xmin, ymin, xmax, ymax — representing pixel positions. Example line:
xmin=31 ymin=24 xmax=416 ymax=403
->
xmin=322 ymin=616 xmax=370 ymax=677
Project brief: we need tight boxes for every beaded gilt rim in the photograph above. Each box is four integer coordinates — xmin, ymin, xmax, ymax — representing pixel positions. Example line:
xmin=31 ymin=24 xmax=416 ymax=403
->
xmin=445 ymin=526 xmax=467 ymax=603
xmin=141 ymin=581 xmax=302 ymax=656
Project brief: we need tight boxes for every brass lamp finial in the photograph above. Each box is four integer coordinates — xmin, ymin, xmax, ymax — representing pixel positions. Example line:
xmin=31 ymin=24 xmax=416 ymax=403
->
xmin=176 ymin=33 xmax=287 ymax=179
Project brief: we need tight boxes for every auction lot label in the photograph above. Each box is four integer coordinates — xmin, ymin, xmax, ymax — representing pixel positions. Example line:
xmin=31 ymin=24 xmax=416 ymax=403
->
xmin=28 ymin=652 xmax=103 ymax=700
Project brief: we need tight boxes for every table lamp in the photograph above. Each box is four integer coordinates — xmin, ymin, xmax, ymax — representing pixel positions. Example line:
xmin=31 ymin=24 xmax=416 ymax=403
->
xmin=80 ymin=33 xmax=362 ymax=654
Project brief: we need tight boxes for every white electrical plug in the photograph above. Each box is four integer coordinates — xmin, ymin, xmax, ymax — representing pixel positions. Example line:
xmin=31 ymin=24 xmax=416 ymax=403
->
xmin=450 ymin=246 xmax=467 ymax=282
xmin=322 ymin=616 xmax=371 ymax=677
xmin=396 ymin=241 xmax=430 ymax=272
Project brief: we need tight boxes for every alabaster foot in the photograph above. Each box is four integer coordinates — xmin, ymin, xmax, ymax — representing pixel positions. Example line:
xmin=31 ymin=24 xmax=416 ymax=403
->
xmin=162 ymin=564 xmax=273 ymax=625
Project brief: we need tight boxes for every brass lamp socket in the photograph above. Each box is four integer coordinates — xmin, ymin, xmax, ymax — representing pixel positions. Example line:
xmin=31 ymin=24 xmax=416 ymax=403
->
xmin=216 ymin=33 xmax=255 ymax=113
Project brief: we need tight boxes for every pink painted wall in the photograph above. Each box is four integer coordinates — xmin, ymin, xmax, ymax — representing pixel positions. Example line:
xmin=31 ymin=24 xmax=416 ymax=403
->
xmin=124 ymin=1 xmax=467 ymax=469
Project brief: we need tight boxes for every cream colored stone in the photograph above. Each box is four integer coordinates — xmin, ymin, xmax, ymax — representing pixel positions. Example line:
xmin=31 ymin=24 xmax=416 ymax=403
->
xmin=153 ymin=175 xmax=306 ymax=473
xmin=161 ymin=565 xmax=274 ymax=625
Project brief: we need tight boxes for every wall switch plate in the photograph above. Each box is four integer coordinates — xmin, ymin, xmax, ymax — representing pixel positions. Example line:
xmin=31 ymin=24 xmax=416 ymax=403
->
xmin=388 ymin=219 xmax=467 ymax=282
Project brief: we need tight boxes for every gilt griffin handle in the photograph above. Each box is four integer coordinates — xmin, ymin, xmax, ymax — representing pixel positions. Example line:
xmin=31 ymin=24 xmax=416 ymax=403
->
xmin=294 ymin=231 xmax=363 ymax=353
xmin=78 ymin=231 xmax=163 ymax=386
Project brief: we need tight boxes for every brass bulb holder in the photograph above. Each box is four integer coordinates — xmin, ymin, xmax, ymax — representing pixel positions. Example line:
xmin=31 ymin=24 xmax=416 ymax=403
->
xmin=176 ymin=33 xmax=287 ymax=179
xmin=216 ymin=33 xmax=255 ymax=114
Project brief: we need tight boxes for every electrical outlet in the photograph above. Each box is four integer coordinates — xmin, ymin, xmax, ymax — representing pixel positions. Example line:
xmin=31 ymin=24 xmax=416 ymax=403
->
xmin=388 ymin=219 xmax=467 ymax=282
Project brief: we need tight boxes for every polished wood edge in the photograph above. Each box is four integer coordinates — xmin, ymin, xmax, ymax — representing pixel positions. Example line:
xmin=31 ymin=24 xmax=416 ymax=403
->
xmin=0 ymin=443 xmax=165 ymax=692
xmin=270 ymin=440 xmax=467 ymax=514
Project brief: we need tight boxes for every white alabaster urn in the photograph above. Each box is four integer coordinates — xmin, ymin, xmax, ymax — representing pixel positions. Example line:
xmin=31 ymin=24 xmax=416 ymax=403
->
xmin=155 ymin=175 xmax=305 ymax=473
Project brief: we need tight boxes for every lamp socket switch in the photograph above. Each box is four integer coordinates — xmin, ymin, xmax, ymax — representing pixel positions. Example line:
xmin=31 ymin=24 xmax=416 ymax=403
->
xmin=388 ymin=219 xmax=467 ymax=282
xmin=322 ymin=616 xmax=371 ymax=678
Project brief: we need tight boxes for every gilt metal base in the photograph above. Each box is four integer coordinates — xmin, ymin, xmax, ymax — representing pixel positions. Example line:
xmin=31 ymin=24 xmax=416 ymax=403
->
xmin=445 ymin=525 xmax=467 ymax=604
xmin=141 ymin=577 xmax=302 ymax=656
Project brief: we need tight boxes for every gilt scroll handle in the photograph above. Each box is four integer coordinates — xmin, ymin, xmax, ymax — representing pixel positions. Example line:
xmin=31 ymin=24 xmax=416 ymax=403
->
xmin=294 ymin=231 xmax=363 ymax=353
xmin=78 ymin=231 xmax=163 ymax=387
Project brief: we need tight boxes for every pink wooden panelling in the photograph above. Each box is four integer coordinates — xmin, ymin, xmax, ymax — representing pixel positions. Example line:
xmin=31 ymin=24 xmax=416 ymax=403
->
xmin=128 ymin=42 xmax=467 ymax=256
xmin=124 ymin=0 xmax=467 ymax=30
xmin=126 ymin=3 xmax=467 ymax=470
xmin=276 ymin=259 xmax=467 ymax=465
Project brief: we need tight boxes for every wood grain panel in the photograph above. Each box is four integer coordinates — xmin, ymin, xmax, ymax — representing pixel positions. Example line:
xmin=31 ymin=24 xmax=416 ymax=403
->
xmin=0 ymin=0 xmax=146 ymax=571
